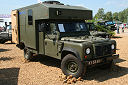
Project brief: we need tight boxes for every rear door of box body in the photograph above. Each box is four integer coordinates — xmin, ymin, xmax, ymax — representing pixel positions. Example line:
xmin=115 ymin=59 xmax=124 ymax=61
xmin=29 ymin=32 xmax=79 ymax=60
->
xmin=11 ymin=10 xmax=19 ymax=44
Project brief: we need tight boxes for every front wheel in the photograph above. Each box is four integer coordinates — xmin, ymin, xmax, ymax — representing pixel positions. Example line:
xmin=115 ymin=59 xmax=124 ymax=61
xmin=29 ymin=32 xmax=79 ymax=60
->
xmin=61 ymin=54 xmax=86 ymax=78
xmin=24 ymin=48 xmax=33 ymax=61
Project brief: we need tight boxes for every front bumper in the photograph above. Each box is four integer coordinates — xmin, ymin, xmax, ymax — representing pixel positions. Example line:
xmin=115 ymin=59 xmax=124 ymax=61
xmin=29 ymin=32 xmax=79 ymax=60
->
xmin=85 ymin=54 xmax=119 ymax=66
xmin=106 ymin=54 xmax=119 ymax=61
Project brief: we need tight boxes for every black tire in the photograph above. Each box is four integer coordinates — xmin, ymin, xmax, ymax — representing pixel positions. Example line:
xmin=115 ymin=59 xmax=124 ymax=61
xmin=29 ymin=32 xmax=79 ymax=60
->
xmin=24 ymin=48 xmax=33 ymax=60
xmin=61 ymin=54 xmax=86 ymax=78
xmin=99 ymin=60 xmax=114 ymax=69
xmin=0 ymin=39 xmax=6 ymax=44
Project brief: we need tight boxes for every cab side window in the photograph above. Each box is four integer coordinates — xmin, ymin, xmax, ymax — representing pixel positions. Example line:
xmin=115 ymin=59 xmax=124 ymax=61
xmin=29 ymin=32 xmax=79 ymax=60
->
xmin=38 ymin=23 xmax=57 ymax=34
xmin=28 ymin=9 xmax=33 ymax=25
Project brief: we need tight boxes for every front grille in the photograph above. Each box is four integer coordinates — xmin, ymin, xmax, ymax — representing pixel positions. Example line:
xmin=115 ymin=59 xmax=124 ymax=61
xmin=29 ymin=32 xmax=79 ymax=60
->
xmin=95 ymin=44 xmax=112 ymax=57
xmin=95 ymin=46 xmax=103 ymax=56
xmin=103 ymin=45 xmax=112 ymax=55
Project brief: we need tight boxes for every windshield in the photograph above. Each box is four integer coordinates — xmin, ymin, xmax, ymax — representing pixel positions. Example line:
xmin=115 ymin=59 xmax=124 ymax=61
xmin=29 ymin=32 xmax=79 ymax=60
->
xmin=57 ymin=22 xmax=88 ymax=33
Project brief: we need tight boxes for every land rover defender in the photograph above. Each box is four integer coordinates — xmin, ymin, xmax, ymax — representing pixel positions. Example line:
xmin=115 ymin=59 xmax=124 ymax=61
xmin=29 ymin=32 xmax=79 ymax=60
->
xmin=11 ymin=1 xmax=119 ymax=78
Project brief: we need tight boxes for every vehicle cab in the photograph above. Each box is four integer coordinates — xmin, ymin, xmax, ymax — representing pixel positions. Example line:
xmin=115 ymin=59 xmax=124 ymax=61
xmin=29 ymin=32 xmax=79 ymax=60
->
xmin=38 ymin=19 xmax=119 ymax=77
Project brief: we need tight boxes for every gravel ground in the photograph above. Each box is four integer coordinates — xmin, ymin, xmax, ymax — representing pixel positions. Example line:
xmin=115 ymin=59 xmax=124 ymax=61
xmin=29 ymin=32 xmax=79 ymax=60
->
xmin=0 ymin=29 xmax=128 ymax=85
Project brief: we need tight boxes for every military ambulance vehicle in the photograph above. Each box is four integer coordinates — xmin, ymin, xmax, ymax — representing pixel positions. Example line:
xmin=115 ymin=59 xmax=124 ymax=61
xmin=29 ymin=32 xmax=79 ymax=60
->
xmin=11 ymin=1 xmax=119 ymax=78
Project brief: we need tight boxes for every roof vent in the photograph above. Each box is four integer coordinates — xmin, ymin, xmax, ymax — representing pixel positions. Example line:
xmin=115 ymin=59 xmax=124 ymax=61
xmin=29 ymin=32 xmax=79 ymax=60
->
xmin=43 ymin=0 xmax=64 ymax=5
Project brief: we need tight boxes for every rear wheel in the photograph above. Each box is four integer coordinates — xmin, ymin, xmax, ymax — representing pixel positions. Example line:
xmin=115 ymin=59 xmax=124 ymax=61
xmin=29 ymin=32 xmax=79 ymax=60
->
xmin=0 ymin=39 xmax=6 ymax=44
xmin=61 ymin=54 xmax=86 ymax=78
xmin=24 ymin=48 xmax=33 ymax=60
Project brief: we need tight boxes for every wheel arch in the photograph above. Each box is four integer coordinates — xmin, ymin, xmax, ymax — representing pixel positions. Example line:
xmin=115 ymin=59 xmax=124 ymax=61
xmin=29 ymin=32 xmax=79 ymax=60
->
xmin=61 ymin=47 xmax=81 ymax=61
xmin=16 ymin=42 xmax=25 ymax=49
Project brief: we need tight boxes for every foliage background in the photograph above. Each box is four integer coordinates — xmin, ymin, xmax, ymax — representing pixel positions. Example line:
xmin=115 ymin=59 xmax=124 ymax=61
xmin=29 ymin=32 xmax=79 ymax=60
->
xmin=94 ymin=8 xmax=128 ymax=23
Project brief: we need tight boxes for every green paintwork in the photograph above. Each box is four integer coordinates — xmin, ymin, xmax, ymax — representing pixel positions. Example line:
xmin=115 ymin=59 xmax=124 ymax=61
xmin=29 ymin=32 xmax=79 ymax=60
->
xmin=15 ymin=2 xmax=118 ymax=63
xmin=16 ymin=3 xmax=92 ymax=50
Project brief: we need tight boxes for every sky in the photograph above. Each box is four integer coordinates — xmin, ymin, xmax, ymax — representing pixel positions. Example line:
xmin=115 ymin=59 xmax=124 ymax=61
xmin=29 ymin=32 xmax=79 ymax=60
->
xmin=0 ymin=0 xmax=128 ymax=16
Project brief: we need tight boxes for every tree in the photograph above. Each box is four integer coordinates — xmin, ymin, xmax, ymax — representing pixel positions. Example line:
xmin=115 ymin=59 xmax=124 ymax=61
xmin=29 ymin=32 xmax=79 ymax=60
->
xmin=118 ymin=12 xmax=124 ymax=22
xmin=117 ymin=8 xmax=128 ymax=23
xmin=123 ymin=8 xmax=128 ymax=22
xmin=105 ymin=11 xmax=113 ymax=21
xmin=94 ymin=8 xmax=105 ymax=20
xmin=94 ymin=8 xmax=128 ymax=23
xmin=113 ymin=12 xmax=119 ymax=21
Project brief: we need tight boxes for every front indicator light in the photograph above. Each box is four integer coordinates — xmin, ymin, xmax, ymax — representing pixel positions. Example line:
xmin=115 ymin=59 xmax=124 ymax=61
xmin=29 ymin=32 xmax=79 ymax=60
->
xmin=113 ymin=50 xmax=116 ymax=53
xmin=84 ymin=56 xmax=87 ymax=59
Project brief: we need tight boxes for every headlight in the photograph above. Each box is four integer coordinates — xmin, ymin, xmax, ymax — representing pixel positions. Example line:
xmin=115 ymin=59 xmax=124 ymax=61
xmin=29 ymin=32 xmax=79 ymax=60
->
xmin=86 ymin=48 xmax=91 ymax=54
xmin=111 ymin=44 xmax=115 ymax=50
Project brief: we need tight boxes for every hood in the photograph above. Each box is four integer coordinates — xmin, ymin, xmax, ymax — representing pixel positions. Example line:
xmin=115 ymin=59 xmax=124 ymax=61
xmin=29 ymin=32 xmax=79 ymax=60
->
xmin=61 ymin=36 xmax=110 ymax=43
xmin=90 ymin=31 xmax=106 ymax=35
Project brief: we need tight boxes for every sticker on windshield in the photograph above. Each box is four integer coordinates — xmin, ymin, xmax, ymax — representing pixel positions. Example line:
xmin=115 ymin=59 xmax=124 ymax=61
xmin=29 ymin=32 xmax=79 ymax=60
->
xmin=58 ymin=24 xmax=65 ymax=32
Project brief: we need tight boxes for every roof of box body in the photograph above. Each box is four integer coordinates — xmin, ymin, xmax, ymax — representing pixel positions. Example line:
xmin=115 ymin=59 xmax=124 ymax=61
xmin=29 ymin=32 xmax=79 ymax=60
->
xmin=42 ymin=3 xmax=91 ymax=11
xmin=15 ymin=2 xmax=92 ymax=20
xmin=17 ymin=3 xmax=91 ymax=11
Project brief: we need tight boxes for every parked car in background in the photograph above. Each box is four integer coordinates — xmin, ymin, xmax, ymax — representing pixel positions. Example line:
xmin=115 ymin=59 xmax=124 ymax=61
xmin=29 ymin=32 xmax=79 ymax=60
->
xmin=0 ymin=24 xmax=12 ymax=44
xmin=97 ymin=21 xmax=117 ymax=31
xmin=0 ymin=30 xmax=12 ymax=44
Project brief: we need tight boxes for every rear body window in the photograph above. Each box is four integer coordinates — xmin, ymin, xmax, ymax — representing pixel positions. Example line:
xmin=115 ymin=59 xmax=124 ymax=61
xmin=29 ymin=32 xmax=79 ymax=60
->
xmin=28 ymin=9 xmax=33 ymax=25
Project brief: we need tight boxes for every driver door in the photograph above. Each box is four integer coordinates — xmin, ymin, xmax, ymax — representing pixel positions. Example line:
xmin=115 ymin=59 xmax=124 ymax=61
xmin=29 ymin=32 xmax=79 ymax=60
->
xmin=44 ymin=23 xmax=59 ymax=58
